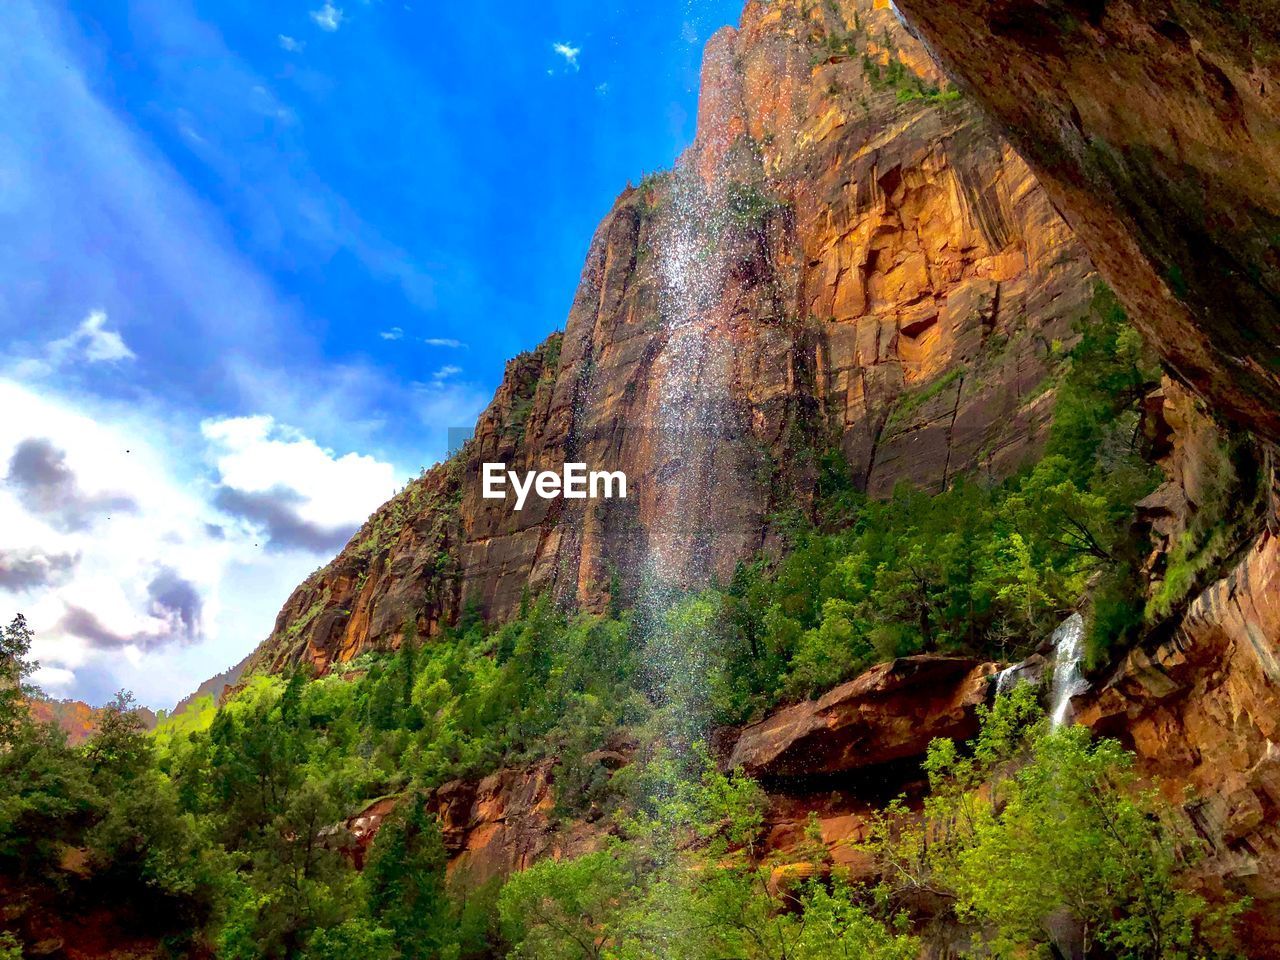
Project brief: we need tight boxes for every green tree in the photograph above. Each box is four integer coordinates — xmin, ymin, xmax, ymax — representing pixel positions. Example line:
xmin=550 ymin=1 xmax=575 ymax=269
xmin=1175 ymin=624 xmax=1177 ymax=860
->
xmin=0 ymin=717 xmax=99 ymax=880
xmin=862 ymin=686 xmax=1243 ymax=958
xmin=364 ymin=794 xmax=455 ymax=960
xmin=499 ymin=844 xmax=632 ymax=960
xmin=0 ymin=613 xmax=37 ymax=747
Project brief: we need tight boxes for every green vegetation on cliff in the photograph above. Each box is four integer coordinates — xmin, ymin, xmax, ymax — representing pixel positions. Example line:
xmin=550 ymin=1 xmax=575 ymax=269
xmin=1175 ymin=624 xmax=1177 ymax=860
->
xmin=0 ymin=289 xmax=1254 ymax=958
xmin=503 ymin=687 xmax=1240 ymax=960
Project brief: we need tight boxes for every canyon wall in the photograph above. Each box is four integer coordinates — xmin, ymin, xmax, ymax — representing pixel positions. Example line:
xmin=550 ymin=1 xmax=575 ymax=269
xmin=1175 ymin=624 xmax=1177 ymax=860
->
xmin=251 ymin=0 xmax=1280 ymax=949
xmin=249 ymin=0 xmax=1095 ymax=674
xmin=1076 ymin=531 xmax=1280 ymax=952
xmin=886 ymin=0 xmax=1280 ymax=443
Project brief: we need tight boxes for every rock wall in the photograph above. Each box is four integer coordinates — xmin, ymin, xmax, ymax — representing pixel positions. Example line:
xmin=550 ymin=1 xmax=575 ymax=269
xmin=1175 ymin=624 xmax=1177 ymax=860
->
xmin=886 ymin=0 xmax=1280 ymax=444
xmin=1077 ymin=530 xmax=1280 ymax=952
xmin=25 ymin=698 xmax=158 ymax=747
xmin=727 ymin=655 xmax=994 ymax=777
xmin=248 ymin=0 xmax=1096 ymax=674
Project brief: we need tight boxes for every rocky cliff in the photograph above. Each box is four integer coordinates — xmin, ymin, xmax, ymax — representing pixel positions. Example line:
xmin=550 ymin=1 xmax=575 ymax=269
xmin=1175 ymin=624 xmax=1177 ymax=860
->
xmin=249 ymin=0 xmax=1095 ymax=674
xmin=886 ymin=0 xmax=1280 ymax=445
xmin=1076 ymin=530 xmax=1280 ymax=952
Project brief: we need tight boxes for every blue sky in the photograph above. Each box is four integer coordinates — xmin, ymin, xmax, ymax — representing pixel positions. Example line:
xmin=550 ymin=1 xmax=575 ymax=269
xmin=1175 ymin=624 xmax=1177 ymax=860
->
xmin=0 ymin=0 xmax=741 ymax=707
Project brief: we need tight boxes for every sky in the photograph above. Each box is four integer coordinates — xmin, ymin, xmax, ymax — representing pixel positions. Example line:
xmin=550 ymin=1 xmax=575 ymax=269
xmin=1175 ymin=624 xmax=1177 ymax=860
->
xmin=0 ymin=0 xmax=742 ymax=709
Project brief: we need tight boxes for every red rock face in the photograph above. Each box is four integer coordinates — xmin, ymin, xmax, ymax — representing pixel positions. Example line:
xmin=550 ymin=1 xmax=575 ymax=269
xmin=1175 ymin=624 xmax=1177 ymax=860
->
xmin=248 ymin=0 xmax=1096 ymax=674
xmin=25 ymin=698 xmax=158 ymax=747
xmin=886 ymin=0 xmax=1280 ymax=444
xmin=430 ymin=763 xmax=602 ymax=887
xmin=727 ymin=655 xmax=995 ymax=777
xmin=1077 ymin=531 xmax=1280 ymax=953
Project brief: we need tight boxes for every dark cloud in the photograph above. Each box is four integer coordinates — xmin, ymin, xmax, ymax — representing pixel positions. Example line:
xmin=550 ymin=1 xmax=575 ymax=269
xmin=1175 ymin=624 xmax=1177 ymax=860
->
xmin=204 ymin=522 xmax=226 ymax=540
xmin=58 ymin=568 xmax=204 ymax=652
xmin=6 ymin=438 xmax=137 ymax=531
xmin=58 ymin=604 xmax=137 ymax=649
xmin=58 ymin=594 xmax=198 ymax=652
xmin=0 ymin=548 xmax=79 ymax=590
xmin=146 ymin=568 xmax=202 ymax=641
xmin=214 ymin=485 xmax=356 ymax=553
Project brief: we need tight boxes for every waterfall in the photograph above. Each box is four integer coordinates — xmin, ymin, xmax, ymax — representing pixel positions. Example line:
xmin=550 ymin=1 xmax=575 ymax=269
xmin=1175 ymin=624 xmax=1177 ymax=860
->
xmin=993 ymin=663 xmax=1019 ymax=697
xmin=1048 ymin=613 xmax=1087 ymax=729
xmin=636 ymin=164 xmax=736 ymax=757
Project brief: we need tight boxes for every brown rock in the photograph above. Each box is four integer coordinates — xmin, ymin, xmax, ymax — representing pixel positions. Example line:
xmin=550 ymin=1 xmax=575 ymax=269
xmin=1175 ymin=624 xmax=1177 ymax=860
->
xmin=428 ymin=762 xmax=604 ymax=888
xmin=728 ymin=655 xmax=996 ymax=777
xmin=1076 ymin=531 xmax=1280 ymax=954
xmin=248 ymin=0 xmax=1097 ymax=675
xmin=25 ymin=698 xmax=157 ymax=747
xmin=887 ymin=0 xmax=1280 ymax=444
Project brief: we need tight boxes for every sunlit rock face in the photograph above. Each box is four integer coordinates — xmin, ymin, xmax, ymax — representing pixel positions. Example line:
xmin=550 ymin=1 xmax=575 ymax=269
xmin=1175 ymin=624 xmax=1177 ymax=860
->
xmin=248 ymin=0 xmax=1096 ymax=674
xmin=886 ymin=0 xmax=1280 ymax=444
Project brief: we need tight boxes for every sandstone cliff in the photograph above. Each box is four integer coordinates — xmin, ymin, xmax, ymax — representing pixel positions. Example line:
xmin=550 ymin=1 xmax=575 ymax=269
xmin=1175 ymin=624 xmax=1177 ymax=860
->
xmin=26 ymin=698 xmax=158 ymax=747
xmin=886 ymin=0 xmax=1280 ymax=445
xmin=249 ymin=0 xmax=1095 ymax=674
xmin=1076 ymin=531 xmax=1280 ymax=952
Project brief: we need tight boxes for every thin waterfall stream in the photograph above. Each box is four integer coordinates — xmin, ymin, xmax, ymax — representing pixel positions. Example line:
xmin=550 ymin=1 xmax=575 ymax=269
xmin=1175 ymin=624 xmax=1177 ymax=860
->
xmin=1048 ymin=613 xmax=1087 ymax=728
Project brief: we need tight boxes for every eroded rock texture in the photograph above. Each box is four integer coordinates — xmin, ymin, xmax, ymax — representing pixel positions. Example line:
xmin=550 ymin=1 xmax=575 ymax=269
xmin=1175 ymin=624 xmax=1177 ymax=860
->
xmin=887 ymin=0 xmax=1280 ymax=442
xmin=1077 ymin=531 xmax=1280 ymax=952
xmin=248 ymin=0 xmax=1095 ymax=674
xmin=727 ymin=655 xmax=994 ymax=777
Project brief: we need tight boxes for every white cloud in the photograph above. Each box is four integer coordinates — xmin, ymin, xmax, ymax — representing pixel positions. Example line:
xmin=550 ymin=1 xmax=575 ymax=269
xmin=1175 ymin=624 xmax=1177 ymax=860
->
xmin=553 ymin=41 xmax=581 ymax=71
xmin=0 ymin=380 xmax=398 ymax=709
xmin=380 ymin=326 xmax=404 ymax=341
xmin=310 ymin=3 xmax=344 ymax=31
xmin=57 ymin=310 xmax=135 ymax=363
xmin=430 ymin=364 xmax=463 ymax=384
xmin=12 ymin=310 xmax=137 ymax=378
xmin=202 ymin=414 xmax=396 ymax=544
xmin=596 ymin=82 xmax=610 ymax=96
xmin=278 ymin=34 xmax=304 ymax=52
xmin=422 ymin=337 xmax=466 ymax=348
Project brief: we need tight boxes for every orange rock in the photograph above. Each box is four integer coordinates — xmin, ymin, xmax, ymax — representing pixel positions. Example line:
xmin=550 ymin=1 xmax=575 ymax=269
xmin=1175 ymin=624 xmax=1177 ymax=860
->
xmin=248 ymin=0 xmax=1097 ymax=676
xmin=888 ymin=0 xmax=1280 ymax=445
xmin=1077 ymin=531 xmax=1280 ymax=954
xmin=728 ymin=655 xmax=996 ymax=777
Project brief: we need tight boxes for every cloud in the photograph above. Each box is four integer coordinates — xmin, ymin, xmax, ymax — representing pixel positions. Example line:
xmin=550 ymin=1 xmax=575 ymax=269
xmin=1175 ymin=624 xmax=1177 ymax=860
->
xmin=310 ymin=3 xmax=343 ymax=31
xmin=9 ymin=310 xmax=137 ymax=379
xmin=0 ymin=380 xmax=398 ymax=709
xmin=49 ymin=310 xmax=135 ymax=364
xmin=56 ymin=595 xmax=194 ymax=652
xmin=382 ymin=329 xmax=468 ymax=349
xmin=213 ymin=486 xmax=357 ymax=553
xmin=430 ymin=364 xmax=463 ymax=385
xmin=410 ymin=377 xmax=490 ymax=442
xmin=146 ymin=568 xmax=203 ymax=641
xmin=278 ymin=34 xmax=304 ymax=52
xmin=6 ymin=437 xmax=138 ymax=532
xmin=596 ymin=82 xmax=610 ymax=96
xmin=202 ymin=414 xmax=396 ymax=553
xmin=0 ymin=548 xmax=78 ymax=590
xmin=58 ymin=604 xmax=136 ymax=649
xmin=553 ymin=41 xmax=581 ymax=71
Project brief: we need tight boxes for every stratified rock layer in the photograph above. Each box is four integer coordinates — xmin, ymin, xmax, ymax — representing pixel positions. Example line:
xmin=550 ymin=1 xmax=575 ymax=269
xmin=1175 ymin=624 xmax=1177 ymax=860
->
xmin=1078 ymin=531 xmax=1280 ymax=952
xmin=249 ymin=0 xmax=1095 ymax=674
xmin=887 ymin=0 xmax=1280 ymax=443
